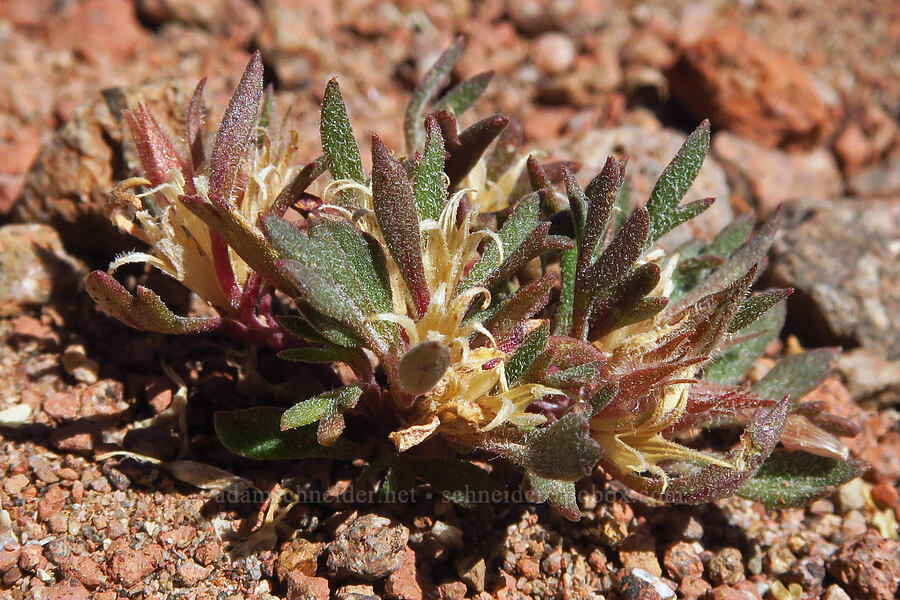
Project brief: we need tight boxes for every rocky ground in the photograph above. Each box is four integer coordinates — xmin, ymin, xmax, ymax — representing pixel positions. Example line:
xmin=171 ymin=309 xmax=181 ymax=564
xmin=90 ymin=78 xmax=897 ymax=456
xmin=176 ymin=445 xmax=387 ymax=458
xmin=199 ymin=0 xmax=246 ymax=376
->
xmin=1 ymin=1 xmax=899 ymax=599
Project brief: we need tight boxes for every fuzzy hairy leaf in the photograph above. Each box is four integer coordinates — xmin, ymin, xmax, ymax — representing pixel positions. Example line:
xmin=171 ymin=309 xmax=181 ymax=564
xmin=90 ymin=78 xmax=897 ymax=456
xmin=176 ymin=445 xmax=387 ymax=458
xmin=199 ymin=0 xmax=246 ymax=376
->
xmin=752 ymin=348 xmax=839 ymax=403
xmin=209 ymin=51 xmax=263 ymax=206
xmin=86 ymin=271 xmax=221 ymax=334
xmin=278 ymin=346 xmax=370 ymax=375
xmin=372 ymin=135 xmax=430 ymax=318
xmin=271 ymin=158 xmax=326 ymax=216
xmin=554 ymin=248 xmax=578 ymax=335
xmin=414 ymin=115 xmax=447 ymax=221
xmin=280 ymin=386 xmax=362 ymax=431
xmin=405 ymin=38 xmax=464 ymax=153
xmin=435 ymin=71 xmax=493 ymax=117
xmin=462 ymin=193 xmax=540 ymax=288
xmin=705 ymin=301 xmax=786 ymax=385
xmin=321 ymin=79 xmax=365 ymax=188
xmin=215 ymin=407 xmax=358 ymax=460
xmin=523 ymin=472 xmax=580 ymax=521
xmin=738 ymin=450 xmax=867 ymax=507
xmin=525 ymin=413 xmax=603 ymax=481
xmin=707 ymin=214 xmax=755 ymax=258
xmin=186 ymin=78 xmax=207 ymax=171
xmin=729 ymin=288 xmax=793 ymax=333
xmin=506 ymin=322 xmax=550 ymax=386
xmin=645 ymin=120 xmax=711 ymax=245
xmin=123 ymin=105 xmax=184 ymax=187
xmin=443 ymin=114 xmax=510 ymax=189
xmin=487 ymin=275 xmax=558 ymax=350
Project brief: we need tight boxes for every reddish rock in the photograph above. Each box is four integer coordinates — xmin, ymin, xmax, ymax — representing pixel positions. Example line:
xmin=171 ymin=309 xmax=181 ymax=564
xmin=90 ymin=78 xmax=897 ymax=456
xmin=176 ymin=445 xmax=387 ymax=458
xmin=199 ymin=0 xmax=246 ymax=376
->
xmin=43 ymin=578 xmax=90 ymax=600
xmin=175 ymin=560 xmax=210 ymax=587
xmin=708 ymin=548 xmax=745 ymax=586
xmin=0 ymin=123 xmax=41 ymax=214
xmin=437 ymin=580 xmax=467 ymax=600
xmin=194 ymin=539 xmax=221 ymax=566
xmin=50 ymin=423 xmax=102 ymax=453
xmin=277 ymin=538 xmax=321 ymax=580
xmin=0 ymin=224 xmax=82 ymax=315
xmin=37 ymin=484 xmax=68 ymax=522
xmin=18 ymin=545 xmax=44 ymax=572
xmin=679 ymin=575 xmax=713 ymax=600
xmin=384 ymin=548 xmax=423 ymax=600
xmin=663 ymin=542 xmax=704 ymax=581
xmin=619 ymin=534 xmax=662 ymax=577
xmin=668 ymin=27 xmax=834 ymax=149
xmin=515 ymin=556 xmax=540 ymax=579
xmin=44 ymin=391 xmax=81 ymax=421
xmin=285 ymin=571 xmax=330 ymax=600
xmin=712 ymin=132 xmax=843 ymax=217
xmin=63 ymin=555 xmax=106 ymax=589
xmin=136 ymin=0 xmax=261 ymax=46
xmin=106 ymin=540 xmax=157 ymax=588
xmin=827 ymin=532 xmax=900 ymax=600
xmin=325 ymin=514 xmax=410 ymax=580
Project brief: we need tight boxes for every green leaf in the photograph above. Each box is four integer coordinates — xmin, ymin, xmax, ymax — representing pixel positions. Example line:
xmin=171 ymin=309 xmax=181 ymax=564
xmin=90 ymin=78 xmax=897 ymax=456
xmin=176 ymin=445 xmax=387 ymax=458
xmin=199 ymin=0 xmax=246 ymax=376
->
xmin=645 ymin=121 xmax=711 ymax=245
xmin=414 ymin=115 xmax=447 ymax=221
xmin=523 ymin=472 xmax=580 ymax=521
xmin=214 ymin=407 xmax=358 ymax=460
xmin=278 ymin=346 xmax=370 ymax=375
xmin=85 ymin=271 xmax=221 ymax=334
xmin=277 ymin=315 xmax=330 ymax=344
xmin=435 ymin=71 xmax=493 ymax=117
xmin=321 ymin=79 xmax=364 ymax=206
xmin=372 ymin=135 xmax=430 ymax=318
xmin=209 ymin=51 xmax=264 ymax=206
xmin=589 ymin=382 xmax=617 ymax=417
xmin=461 ymin=193 xmax=541 ymax=289
xmin=280 ymin=386 xmax=362 ymax=430
xmin=543 ymin=362 xmax=602 ymax=389
xmin=525 ymin=413 xmax=602 ymax=481
xmin=554 ymin=248 xmax=577 ymax=335
xmin=507 ymin=322 xmax=550 ymax=385
xmin=738 ymin=450 xmax=866 ymax=508
xmin=707 ymin=214 xmax=755 ymax=258
xmin=729 ymin=288 xmax=793 ymax=333
xmin=405 ymin=38 xmax=464 ymax=153
xmin=752 ymin=348 xmax=839 ymax=403
xmin=318 ymin=219 xmax=393 ymax=314
xmin=704 ymin=303 xmax=785 ymax=387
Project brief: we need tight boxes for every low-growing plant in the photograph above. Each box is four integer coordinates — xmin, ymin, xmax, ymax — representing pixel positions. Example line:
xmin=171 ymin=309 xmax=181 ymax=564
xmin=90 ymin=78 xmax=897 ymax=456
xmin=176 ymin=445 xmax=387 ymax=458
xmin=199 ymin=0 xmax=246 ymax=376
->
xmin=87 ymin=42 xmax=865 ymax=519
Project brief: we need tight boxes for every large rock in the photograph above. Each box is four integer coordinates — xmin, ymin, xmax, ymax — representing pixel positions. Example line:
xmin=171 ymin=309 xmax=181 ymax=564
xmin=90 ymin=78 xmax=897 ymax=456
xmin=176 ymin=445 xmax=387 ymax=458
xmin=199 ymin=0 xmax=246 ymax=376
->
xmin=668 ymin=26 xmax=835 ymax=149
xmin=768 ymin=199 xmax=900 ymax=360
xmin=13 ymin=83 xmax=194 ymax=258
xmin=713 ymin=132 xmax=843 ymax=216
xmin=0 ymin=224 xmax=83 ymax=315
xmin=563 ymin=122 xmax=733 ymax=247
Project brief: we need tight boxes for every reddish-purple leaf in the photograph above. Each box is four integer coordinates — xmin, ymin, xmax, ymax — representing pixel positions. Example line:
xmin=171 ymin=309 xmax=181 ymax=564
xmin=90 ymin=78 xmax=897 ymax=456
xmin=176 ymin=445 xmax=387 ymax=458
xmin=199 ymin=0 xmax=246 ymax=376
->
xmin=486 ymin=274 xmax=558 ymax=351
xmin=443 ymin=114 xmax=510 ymax=189
xmin=186 ymin=77 xmax=207 ymax=174
xmin=123 ymin=105 xmax=184 ymax=187
xmin=208 ymin=51 xmax=264 ymax=206
xmin=371 ymin=135 xmax=430 ymax=319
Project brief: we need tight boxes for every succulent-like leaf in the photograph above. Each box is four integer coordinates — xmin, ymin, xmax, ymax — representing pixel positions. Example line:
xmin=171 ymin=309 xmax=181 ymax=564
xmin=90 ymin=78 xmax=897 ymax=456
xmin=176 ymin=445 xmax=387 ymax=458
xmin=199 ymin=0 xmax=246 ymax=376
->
xmin=405 ymin=37 xmax=464 ymax=153
xmin=525 ymin=413 xmax=603 ymax=481
xmin=752 ymin=348 xmax=839 ymax=403
xmin=280 ymin=385 xmax=362 ymax=448
xmin=123 ymin=105 xmax=184 ymax=187
xmin=371 ymin=135 xmax=430 ymax=318
xmin=85 ymin=271 xmax=221 ymax=334
xmin=271 ymin=158 xmax=326 ymax=216
xmin=443 ymin=114 xmax=510 ymax=190
xmin=486 ymin=274 xmax=558 ymax=351
xmin=705 ymin=301 xmax=786 ymax=385
xmin=707 ymin=214 xmax=754 ymax=258
xmin=729 ymin=288 xmax=793 ymax=333
xmin=185 ymin=79 xmax=207 ymax=170
xmin=645 ymin=120 xmax=711 ymax=245
xmin=321 ymin=79 xmax=365 ymax=194
xmin=278 ymin=346 xmax=370 ymax=376
xmin=435 ymin=71 xmax=494 ymax=117
xmin=506 ymin=322 xmax=550 ymax=386
xmin=523 ymin=472 xmax=580 ymax=521
xmin=214 ymin=407 xmax=358 ymax=460
xmin=414 ymin=115 xmax=447 ymax=221
xmin=604 ymin=398 xmax=790 ymax=503
xmin=208 ymin=51 xmax=264 ymax=206
xmin=738 ymin=450 xmax=867 ymax=507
